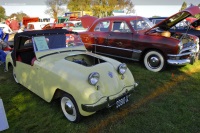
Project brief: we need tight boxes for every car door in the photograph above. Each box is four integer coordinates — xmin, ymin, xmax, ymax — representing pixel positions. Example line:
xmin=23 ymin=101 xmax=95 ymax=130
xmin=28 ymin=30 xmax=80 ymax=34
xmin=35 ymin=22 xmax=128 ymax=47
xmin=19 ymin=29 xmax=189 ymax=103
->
xmin=106 ymin=21 xmax=133 ymax=58
xmin=90 ymin=20 xmax=111 ymax=54
xmin=80 ymin=20 xmax=110 ymax=53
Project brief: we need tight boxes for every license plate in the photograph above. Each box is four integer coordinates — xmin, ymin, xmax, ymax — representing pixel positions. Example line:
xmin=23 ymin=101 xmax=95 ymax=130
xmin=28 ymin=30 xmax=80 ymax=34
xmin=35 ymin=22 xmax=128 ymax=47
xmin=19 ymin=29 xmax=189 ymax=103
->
xmin=116 ymin=95 xmax=129 ymax=108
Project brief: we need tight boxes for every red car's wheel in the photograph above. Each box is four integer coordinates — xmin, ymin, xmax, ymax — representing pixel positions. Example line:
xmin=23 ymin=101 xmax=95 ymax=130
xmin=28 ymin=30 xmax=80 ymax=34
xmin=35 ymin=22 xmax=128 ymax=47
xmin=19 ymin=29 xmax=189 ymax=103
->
xmin=144 ymin=51 xmax=166 ymax=72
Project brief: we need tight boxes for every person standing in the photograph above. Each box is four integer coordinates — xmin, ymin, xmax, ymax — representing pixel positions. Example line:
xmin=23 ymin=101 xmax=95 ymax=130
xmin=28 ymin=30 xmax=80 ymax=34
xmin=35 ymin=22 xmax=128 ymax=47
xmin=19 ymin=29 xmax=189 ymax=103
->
xmin=0 ymin=28 xmax=12 ymax=71
xmin=2 ymin=27 xmax=12 ymax=42
xmin=18 ymin=25 xmax=25 ymax=33
xmin=9 ymin=16 xmax=19 ymax=32
xmin=5 ymin=18 xmax=11 ymax=27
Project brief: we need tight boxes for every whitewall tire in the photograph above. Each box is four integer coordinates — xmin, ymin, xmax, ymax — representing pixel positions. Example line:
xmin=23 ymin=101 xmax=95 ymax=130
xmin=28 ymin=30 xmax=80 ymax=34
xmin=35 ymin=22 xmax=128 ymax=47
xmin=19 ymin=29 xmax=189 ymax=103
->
xmin=144 ymin=51 xmax=165 ymax=72
xmin=61 ymin=93 xmax=81 ymax=123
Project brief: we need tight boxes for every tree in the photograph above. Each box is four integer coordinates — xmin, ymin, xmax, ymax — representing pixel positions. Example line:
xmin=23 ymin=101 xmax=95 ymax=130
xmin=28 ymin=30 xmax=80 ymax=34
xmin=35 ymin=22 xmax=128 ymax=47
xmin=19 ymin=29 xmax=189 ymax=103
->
xmin=9 ymin=12 xmax=29 ymax=22
xmin=67 ymin=0 xmax=91 ymax=14
xmin=67 ymin=0 xmax=135 ymax=18
xmin=195 ymin=3 xmax=200 ymax=19
xmin=0 ymin=6 xmax=6 ymax=21
xmin=124 ymin=0 xmax=135 ymax=14
xmin=180 ymin=2 xmax=187 ymax=11
xmin=45 ymin=0 xmax=68 ymax=19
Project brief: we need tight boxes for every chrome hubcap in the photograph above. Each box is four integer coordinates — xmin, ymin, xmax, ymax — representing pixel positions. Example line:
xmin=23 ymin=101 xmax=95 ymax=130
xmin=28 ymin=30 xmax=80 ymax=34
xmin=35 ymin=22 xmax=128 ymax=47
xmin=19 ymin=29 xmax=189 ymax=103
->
xmin=65 ymin=102 xmax=74 ymax=115
xmin=148 ymin=56 xmax=160 ymax=68
xmin=61 ymin=97 xmax=76 ymax=121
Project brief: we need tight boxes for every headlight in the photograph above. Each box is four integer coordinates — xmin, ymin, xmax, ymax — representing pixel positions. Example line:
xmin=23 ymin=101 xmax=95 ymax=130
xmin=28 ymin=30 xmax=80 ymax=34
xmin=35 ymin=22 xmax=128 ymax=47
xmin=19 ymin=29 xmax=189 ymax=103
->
xmin=118 ymin=63 xmax=127 ymax=75
xmin=178 ymin=41 xmax=183 ymax=52
xmin=88 ymin=72 xmax=100 ymax=85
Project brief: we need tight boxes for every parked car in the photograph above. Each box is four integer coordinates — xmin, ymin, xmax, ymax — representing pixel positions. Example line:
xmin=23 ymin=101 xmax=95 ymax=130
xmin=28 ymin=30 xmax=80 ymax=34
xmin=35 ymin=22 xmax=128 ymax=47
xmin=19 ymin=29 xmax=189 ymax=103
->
xmin=0 ymin=24 xmax=13 ymax=33
xmin=63 ymin=21 xmax=87 ymax=32
xmin=0 ymin=23 xmax=14 ymax=47
xmin=148 ymin=17 xmax=168 ymax=25
xmin=170 ymin=18 xmax=200 ymax=39
xmin=79 ymin=6 xmax=200 ymax=72
xmin=26 ymin=22 xmax=51 ymax=30
xmin=149 ymin=17 xmax=200 ymax=39
xmin=5 ymin=29 xmax=138 ymax=122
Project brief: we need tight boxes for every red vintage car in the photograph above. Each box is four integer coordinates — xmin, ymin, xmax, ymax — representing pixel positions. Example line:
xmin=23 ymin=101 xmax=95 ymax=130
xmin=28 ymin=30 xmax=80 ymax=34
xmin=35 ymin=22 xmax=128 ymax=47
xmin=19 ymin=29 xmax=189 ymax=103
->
xmin=79 ymin=6 xmax=200 ymax=72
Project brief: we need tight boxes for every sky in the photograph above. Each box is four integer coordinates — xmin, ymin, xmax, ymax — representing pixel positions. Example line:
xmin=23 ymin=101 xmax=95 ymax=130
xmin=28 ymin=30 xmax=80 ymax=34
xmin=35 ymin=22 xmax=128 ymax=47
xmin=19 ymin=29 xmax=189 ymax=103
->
xmin=0 ymin=0 xmax=200 ymax=18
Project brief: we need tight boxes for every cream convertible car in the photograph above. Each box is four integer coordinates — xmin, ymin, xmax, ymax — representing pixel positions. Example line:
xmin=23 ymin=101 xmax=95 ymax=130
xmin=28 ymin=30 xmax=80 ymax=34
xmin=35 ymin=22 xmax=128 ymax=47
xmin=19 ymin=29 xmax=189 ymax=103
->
xmin=5 ymin=29 xmax=138 ymax=122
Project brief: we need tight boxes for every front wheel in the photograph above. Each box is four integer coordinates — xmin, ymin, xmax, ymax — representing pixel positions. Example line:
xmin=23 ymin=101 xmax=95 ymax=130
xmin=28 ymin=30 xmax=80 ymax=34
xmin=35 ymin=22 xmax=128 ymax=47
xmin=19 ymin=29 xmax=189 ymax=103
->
xmin=144 ymin=51 xmax=165 ymax=72
xmin=61 ymin=93 xmax=81 ymax=123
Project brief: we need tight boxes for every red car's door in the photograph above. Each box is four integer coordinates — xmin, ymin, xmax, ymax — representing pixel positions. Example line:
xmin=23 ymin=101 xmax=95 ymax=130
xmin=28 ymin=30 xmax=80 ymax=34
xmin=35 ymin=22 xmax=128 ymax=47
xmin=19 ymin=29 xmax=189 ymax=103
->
xmin=83 ymin=20 xmax=111 ymax=54
xmin=106 ymin=21 xmax=133 ymax=58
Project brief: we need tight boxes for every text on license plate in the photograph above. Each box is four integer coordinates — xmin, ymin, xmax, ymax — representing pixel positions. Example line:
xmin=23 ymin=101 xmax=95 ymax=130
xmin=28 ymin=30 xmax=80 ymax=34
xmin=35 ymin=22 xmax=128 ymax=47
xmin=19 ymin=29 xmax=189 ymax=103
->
xmin=116 ymin=95 xmax=129 ymax=108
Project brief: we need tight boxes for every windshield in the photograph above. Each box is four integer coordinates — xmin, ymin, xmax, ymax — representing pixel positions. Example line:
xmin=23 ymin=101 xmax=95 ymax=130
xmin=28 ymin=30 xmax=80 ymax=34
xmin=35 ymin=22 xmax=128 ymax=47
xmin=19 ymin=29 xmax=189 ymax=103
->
xmin=130 ymin=18 xmax=153 ymax=31
xmin=32 ymin=34 xmax=84 ymax=52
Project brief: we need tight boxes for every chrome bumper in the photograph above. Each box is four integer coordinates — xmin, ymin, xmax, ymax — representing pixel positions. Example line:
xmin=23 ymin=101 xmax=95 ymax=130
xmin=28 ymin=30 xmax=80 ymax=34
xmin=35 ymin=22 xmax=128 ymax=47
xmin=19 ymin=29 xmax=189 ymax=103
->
xmin=167 ymin=45 xmax=199 ymax=65
xmin=81 ymin=83 xmax=138 ymax=112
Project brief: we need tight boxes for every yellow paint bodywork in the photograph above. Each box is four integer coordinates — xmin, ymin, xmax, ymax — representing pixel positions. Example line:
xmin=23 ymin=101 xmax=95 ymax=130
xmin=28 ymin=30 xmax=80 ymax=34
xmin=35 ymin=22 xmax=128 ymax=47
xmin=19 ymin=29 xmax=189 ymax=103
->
xmin=6 ymin=49 xmax=136 ymax=116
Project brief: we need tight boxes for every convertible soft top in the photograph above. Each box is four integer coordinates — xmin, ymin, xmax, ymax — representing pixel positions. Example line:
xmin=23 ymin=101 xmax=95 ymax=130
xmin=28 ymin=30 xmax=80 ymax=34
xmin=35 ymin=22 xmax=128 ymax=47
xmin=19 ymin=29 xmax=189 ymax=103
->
xmin=12 ymin=29 xmax=78 ymax=66
xmin=14 ymin=29 xmax=77 ymax=41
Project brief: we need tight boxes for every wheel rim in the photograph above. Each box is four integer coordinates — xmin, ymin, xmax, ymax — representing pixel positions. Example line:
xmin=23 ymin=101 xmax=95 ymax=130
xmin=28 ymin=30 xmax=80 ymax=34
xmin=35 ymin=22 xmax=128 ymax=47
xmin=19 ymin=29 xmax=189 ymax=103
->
xmin=147 ymin=55 xmax=161 ymax=68
xmin=61 ymin=97 xmax=77 ymax=122
xmin=144 ymin=51 xmax=164 ymax=72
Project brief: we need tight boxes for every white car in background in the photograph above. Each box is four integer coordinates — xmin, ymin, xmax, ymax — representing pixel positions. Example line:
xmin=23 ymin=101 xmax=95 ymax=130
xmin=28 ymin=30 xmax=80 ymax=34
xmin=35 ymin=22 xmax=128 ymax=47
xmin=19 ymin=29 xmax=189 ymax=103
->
xmin=26 ymin=22 xmax=51 ymax=30
xmin=63 ymin=21 xmax=87 ymax=32
xmin=0 ymin=24 xmax=13 ymax=33
xmin=0 ymin=23 xmax=15 ymax=45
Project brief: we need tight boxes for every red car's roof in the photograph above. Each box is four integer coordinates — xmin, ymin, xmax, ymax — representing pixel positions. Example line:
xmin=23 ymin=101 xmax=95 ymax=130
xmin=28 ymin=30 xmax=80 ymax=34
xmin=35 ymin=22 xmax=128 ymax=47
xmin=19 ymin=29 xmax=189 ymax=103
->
xmin=80 ymin=15 xmax=145 ymax=28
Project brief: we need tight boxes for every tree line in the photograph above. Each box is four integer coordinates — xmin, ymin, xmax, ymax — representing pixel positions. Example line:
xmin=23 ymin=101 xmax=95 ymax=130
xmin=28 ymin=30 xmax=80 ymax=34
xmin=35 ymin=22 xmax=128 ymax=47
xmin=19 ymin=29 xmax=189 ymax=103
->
xmin=45 ymin=0 xmax=135 ymax=19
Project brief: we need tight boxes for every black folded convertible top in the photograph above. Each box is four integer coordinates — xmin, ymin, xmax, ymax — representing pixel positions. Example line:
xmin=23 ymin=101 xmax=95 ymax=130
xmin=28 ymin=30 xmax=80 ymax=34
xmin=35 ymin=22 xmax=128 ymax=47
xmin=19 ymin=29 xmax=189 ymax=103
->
xmin=14 ymin=29 xmax=78 ymax=41
xmin=12 ymin=29 xmax=78 ymax=66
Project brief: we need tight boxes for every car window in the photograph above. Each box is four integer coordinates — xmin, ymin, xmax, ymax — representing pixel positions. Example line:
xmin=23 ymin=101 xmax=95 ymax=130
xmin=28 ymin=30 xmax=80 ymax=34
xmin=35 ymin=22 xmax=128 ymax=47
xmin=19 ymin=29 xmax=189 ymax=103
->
xmin=130 ymin=18 xmax=152 ymax=31
xmin=112 ymin=21 xmax=131 ymax=32
xmin=174 ymin=20 xmax=188 ymax=29
xmin=33 ymin=34 xmax=84 ymax=51
xmin=24 ymin=39 xmax=33 ymax=47
xmin=94 ymin=21 xmax=110 ymax=32
xmin=28 ymin=24 xmax=34 ymax=30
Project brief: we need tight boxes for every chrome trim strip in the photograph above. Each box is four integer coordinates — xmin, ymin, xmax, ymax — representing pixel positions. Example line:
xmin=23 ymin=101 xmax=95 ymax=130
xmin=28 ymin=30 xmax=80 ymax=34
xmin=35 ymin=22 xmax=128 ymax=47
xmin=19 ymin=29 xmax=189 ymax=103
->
xmin=167 ymin=59 xmax=191 ymax=65
xmin=92 ymin=44 xmax=142 ymax=53
xmin=168 ymin=51 xmax=196 ymax=57
xmin=96 ymin=52 xmax=140 ymax=61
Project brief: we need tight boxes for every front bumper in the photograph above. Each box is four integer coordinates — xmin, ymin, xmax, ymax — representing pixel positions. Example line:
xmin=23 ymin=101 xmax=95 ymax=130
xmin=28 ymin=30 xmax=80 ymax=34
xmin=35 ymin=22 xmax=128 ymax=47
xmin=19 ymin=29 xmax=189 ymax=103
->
xmin=167 ymin=45 xmax=199 ymax=65
xmin=81 ymin=83 xmax=138 ymax=112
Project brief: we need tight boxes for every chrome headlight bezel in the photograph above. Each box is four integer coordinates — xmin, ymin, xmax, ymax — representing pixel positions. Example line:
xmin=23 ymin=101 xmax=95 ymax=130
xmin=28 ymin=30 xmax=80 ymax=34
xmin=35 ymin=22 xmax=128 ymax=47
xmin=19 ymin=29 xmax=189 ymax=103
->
xmin=118 ymin=63 xmax=127 ymax=75
xmin=178 ymin=41 xmax=183 ymax=52
xmin=88 ymin=72 xmax=100 ymax=86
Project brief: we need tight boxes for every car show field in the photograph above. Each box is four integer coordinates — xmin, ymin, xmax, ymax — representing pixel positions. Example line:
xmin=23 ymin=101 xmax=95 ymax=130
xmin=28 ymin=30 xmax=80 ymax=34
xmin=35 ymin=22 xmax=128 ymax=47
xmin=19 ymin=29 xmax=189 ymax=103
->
xmin=0 ymin=59 xmax=200 ymax=132
xmin=1 ymin=2 xmax=200 ymax=132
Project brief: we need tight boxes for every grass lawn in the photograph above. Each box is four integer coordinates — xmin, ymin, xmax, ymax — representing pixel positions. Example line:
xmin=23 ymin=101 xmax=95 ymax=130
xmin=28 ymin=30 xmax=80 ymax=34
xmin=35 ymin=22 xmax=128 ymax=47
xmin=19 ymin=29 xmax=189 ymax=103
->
xmin=0 ymin=60 xmax=200 ymax=133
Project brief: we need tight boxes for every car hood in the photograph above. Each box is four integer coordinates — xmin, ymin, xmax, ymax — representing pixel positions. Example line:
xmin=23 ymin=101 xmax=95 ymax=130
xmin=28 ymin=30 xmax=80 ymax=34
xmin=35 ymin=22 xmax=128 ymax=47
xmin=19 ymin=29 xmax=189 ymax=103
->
xmin=80 ymin=15 xmax=98 ymax=28
xmin=146 ymin=6 xmax=200 ymax=32
xmin=37 ymin=52 xmax=134 ymax=96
